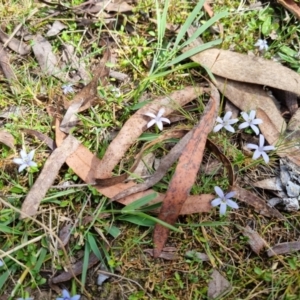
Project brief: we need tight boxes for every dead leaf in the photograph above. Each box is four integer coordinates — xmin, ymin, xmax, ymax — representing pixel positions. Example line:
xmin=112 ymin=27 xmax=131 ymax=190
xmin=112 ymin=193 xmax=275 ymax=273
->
xmin=153 ymin=84 xmax=219 ymax=258
xmin=23 ymin=128 xmax=56 ymax=151
xmin=32 ymin=34 xmax=64 ymax=79
xmin=95 ymin=86 xmax=205 ymax=179
xmin=0 ymin=130 xmax=15 ymax=151
xmin=58 ymin=223 xmax=72 ymax=248
xmin=51 ymin=252 xmax=99 ymax=284
xmin=46 ymin=21 xmax=67 ymax=37
xmin=0 ymin=44 xmax=17 ymax=81
xmin=253 ymin=177 xmax=283 ymax=191
xmin=267 ymin=241 xmax=300 ymax=257
xmin=188 ymin=47 xmax=300 ymax=95
xmin=185 ymin=250 xmax=210 ymax=261
xmin=242 ymin=225 xmax=266 ymax=255
xmin=20 ymin=135 xmax=80 ymax=219
xmin=208 ymin=269 xmax=232 ymax=299
xmin=105 ymin=1 xmax=133 ymax=12
xmin=64 ymin=49 xmax=110 ymax=112
xmin=232 ymin=185 xmax=284 ymax=219
xmin=60 ymin=99 xmax=83 ymax=133
xmin=0 ymin=29 xmax=30 ymax=55
xmin=144 ymin=247 xmax=179 ymax=260
xmin=277 ymin=0 xmax=300 ymax=20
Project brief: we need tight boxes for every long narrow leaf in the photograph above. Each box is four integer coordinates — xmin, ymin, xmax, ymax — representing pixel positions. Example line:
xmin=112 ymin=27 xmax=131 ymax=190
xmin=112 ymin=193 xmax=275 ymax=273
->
xmin=87 ymin=233 xmax=103 ymax=262
xmin=166 ymin=39 xmax=222 ymax=67
xmin=173 ymin=0 xmax=206 ymax=49
xmin=81 ymin=242 xmax=90 ymax=290
xmin=121 ymin=193 xmax=157 ymax=212
xmin=181 ymin=11 xmax=228 ymax=48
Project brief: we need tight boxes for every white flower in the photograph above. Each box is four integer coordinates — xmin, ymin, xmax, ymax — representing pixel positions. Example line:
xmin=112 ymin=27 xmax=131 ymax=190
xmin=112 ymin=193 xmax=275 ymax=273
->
xmin=13 ymin=149 xmax=37 ymax=172
xmin=62 ymin=83 xmax=74 ymax=94
xmin=238 ymin=110 xmax=263 ymax=135
xmin=211 ymin=186 xmax=239 ymax=216
xmin=56 ymin=289 xmax=80 ymax=300
xmin=255 ymin=39 xmax=268 ymax=51
xmin=247 ymin=134 xmax=275 ymax=164
xmin=213 ymin=111 xmax=238 ymax=133
xmin=144 ymin=108 xmax=170 ymax=131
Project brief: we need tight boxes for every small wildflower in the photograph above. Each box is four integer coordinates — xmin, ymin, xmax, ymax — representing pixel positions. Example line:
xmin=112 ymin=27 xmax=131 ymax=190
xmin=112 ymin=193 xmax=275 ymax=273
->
xmin=211 ymin=186 xmax=239 ymax=216
xmin=238 ymin=110 xmax=263 ymax=135
xmin=62 ymin=83 xmax=74 ymax=94
xmin=213 ymin=111 xmax=238 ymax=133
xmin=144 ymin=107 xmax=170 ymax=131
xmin=56 ymin=289 xmax=80 ymax=300
xmin=111 ymin=86 xmax=121 ymax=97
xmin=247 ymin=134 xmax=275 ymax=164
xmin=255 ymin=39 xmax=268 ymax=51
xmin=17 ymin=298 xmax=33 ymax=300
xmin=13 ymin=149 xmax=37 ymax=172
xmin=0 ymin=259 xmax=3 ymax=267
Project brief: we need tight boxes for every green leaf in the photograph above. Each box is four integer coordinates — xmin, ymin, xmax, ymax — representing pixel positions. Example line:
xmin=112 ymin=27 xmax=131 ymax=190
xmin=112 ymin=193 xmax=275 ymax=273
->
xmin=81 ymin=242 xmax=90 ymax=289
xmin=121 ymin=193 xmax=157 ymax=213
xmin=262 ymin=16 xmax=272 ymax=36
xmin=87 ymin=233 xmax=103 ymax=262
xmin=104 ymin=225 xmax=121 ymax=238
xmin=0 ymin=224 xmax=22 ymax=235
xmin=117 ymin=215 xmax=156 ymax=226
xmin=173 ymin=0 xmax=206 ymax=49
xmin=166 ymin=39 xmax=222 ymax=67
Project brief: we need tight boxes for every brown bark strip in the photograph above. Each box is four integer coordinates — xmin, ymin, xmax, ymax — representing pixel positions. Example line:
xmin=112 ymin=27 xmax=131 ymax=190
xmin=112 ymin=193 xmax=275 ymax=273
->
xmin=20 ymin=135 xmax=80 ymax=218
xmin=153 ymin=84 xmax=220 ymax=257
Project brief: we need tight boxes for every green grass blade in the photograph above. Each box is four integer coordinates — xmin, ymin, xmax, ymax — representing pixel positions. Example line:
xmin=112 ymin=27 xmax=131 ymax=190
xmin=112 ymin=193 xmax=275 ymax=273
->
xmin=87 ymin=233 xmax=103 ymax=262
xmin=181 ymin=11 xmax=228 ymax=48
xmin=81 ymin=242 xmax=90 ymax=290
xmin=121 ymin=193 xmax=157 ymax=212
xmin=173 ymin=0 xmax=206 ymax=49
xmin=166 ymin=39 xmax=222 ymax=67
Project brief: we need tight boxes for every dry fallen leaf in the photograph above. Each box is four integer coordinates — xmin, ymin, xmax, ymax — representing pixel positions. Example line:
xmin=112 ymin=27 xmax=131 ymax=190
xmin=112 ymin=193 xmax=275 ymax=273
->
xmin=95 ymin=86 xmax=205 ymax=179
xmin=0 ymin=29 xmax=30 ymax=55
xmin=277 ymin=0 xmax=300 ymax=20
xmin=243 ymin=225 xmax=267 ymax=255
xmin=23 ymin=128 xmax=56 ymax=151
xmin=144 ymin=247 xmax=179 ymax=260
xmin=60 ymin=99 xmax=83 ymax=134
xmin=58 ymin=223 xmax=72 ymax=248
xmin=153 ymin=84 xmax=219 ymax=257
xmin=20 ymin=135 xmax=80 ymax=219
xmin=0 ymin=130 xmax=15 ymax=151
xmin=267 ymin=241 xmax=300 ymax=257
xmin=208 ymin=269 xmax=232 ymax=299
xmin=0 ymin=44 xmax=17 ymax=82
xmin=46 ymin=20 xmax=67 ymax=37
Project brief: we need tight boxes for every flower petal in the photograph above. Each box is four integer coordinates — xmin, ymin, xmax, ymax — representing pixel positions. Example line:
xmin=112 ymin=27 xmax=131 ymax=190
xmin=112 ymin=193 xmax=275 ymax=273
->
xmin=223 ymin=111 xmax=232 ymax=121
xmin=259 ymin=134 xmax=265 ymax=147
xmin=226 ymin=199 xmax=239 ymax=209
xmin=211 ymin=198 xmax=221 ymax=207
xmin=238 ymin=122 xmax=249 ymax=130
xmin=213 ymin=124 xmax=223 ymax=132
xmin=28 ymin=161 xmax=37 ymax=167
xmin=56 ymin=298 xmax=63 ymax=300
xmin=156 ymin=120 xmax=163 ymax=131
xmin=249 ymin=110 xmax=256 ymax=119
xmin=246 ymin=143 xmax=258 ymax=150
xmin=147 ymin=119 xmax=156 ymax=128
xmin=227 ymin=118 xmax=239 ymax=125
xmin=263 ymin=145 xmax=275 ymax=151
xmin=250 ymin=124 xmax=260 ymax=135
xmin=157 ymin=108 xmax=165 ymax=118
xmin=252 ymin=149 xmax=261 ymax=160
xmin=18 ymin=164 xmax=27 ymax=172
xmin=71 ymin=295 xmax=81 ymax=300
xmin=252 ymin=119 xmax=263 ymax=125
xmin=27 ymin=150 xmax=35 ymax=161
xmin=216 ymin=116 xmax=223 ymax=123
xmin=219 ymin=203 xmax=227 ymax=215
xmin=144 ymin=112 xmax=156 ymax=118
xmin=262 ymin=151 xmax=270 ymax=164
xmin=62 ymin=289 xmax=71 ymax=298
xmin=160 ymin=117 xmax=171 ymax=124
xmin=240 ymin=112 xmax=249 ymax=121
xmin=214 ymin=186 xmax=224 ymax=198
xmin=20 ymin=149 xmax=27 ymax=159
xmin=224 ymin=124 xmax=235 ymax=133
xmin=225 ymin=191 xmax=236 ymax=199
xmin=13 ymin=158 xmax=24 ymax=165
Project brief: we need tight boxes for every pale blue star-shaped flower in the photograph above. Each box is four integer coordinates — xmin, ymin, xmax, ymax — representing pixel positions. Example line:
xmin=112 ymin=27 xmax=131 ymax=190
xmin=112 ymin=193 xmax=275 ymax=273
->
xmin=56 ymin=289 xmax=80 ymax=300
xmin=213 ymin=111 xmax=238 ymax=133
xmin=255 ymin=39 xmax=268 ymax=51
xmin=62 ymin=83 xmax=74 ymax=94
xmin=211 ymin=186 xmax=239 ymax=216
xmin=238 ymin=110 xmax=263 ymax=135
xmin=144 ymin=108 xmax=171 ymax=131
xmin=13 ymin=149 xmax=37 ymax=172
xmin=247 ymin=134 xmax=275 ymax=164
